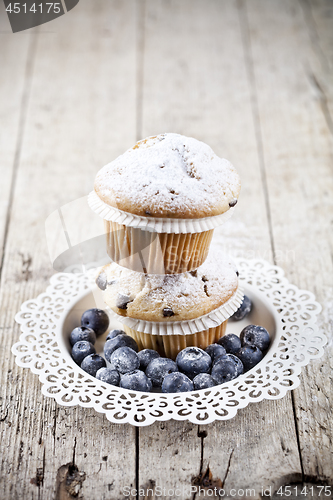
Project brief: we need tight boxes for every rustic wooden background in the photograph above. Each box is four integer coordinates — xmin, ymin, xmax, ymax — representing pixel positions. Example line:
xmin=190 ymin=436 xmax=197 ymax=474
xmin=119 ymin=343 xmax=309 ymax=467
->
xmin=0 ymin=0 xmax=332 ymax=499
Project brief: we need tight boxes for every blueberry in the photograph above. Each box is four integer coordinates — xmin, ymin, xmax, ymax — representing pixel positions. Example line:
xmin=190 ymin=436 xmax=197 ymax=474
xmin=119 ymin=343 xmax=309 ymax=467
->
xmin=104 ymin=334 xmax=138 ymax=362
xmin=145 ymin=358 xmax=178 ymax=387
xmin=162 ymin=372 xmax=194 ymax=393
xmin=137 ymin=349 xmax=160 ymax=371
xmin=217 ymin=333 xmax=241 ymax=354
xmin=81 ymin=354 xmax=106 ymax=376
xmin=211 ymin=357 xmax=240 ymax=384
xmin=193 ymin=373 xmax=216 ymax=390
xmin=120 ymin=370 xmax=152 ymax=392
xmin=81 ymin=308 xmax=109 ymax=337
xmin=71 ymin=341 xmax=96 ymax=365
xmin=223 ymin=353 xmax=244 ymax=376
xmin=107 ymin=362 xmax=118 ymax=371
xmin=110 ymin=347 xmax=140 ymax=374
xmin=116 ymin=292 xmax=132 ymax=310
xmin=229 ymin=198 xmax=238 ymax=207
xmin=240 ymin=325 xmax=270 ymax=351
xmin=205 ymin=343 xmax=227 ymax=362
xmin=96 ymin=367 xmax=120 ymax=386
xmin=70 ymin=326 xmax=96 ymax=346
xmin=96 ymin=271 xmax=107 ymax=291
xmin=231 ymin=295 xmax=252 ymax=321
xmin=235 ymin=346 xmax=263 ymax=371
xmin=163 ymin=307 xmax=175 ymax=317
xmin=106 ymin=329 xmax=126 ymax=341
xmin=176 ymin=347 xmax=211 ymax=380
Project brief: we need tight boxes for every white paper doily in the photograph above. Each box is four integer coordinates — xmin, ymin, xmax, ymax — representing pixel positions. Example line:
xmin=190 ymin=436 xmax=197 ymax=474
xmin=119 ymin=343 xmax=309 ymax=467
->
xmin=12 ymin=259 xmax=326 ymax=426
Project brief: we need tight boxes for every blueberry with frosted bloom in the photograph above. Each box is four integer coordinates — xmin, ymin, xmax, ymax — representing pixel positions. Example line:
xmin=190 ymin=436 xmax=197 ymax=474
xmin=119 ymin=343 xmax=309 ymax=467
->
xmin=96 ymin=367 xmax=120 ymax=386
xmin=235 ymin=346 xmax=263 ymax=371
xmin=193 ymin=373 xmax=216 ymax=390
xmin=145 ymin=358 xmax=178 ymax=387
xmin=71 ymin=341 xmax=96 ymax=365
xmin=211 ymin=356 xmax=240 ymax=384
xmin=231 ymin=295 xmax=252 ymax=321
xmin=81 ymin=308 xmax=109 ymax=337
xmin=162 ymin=372 xmax=194 ymax=393
xmin=110 ymin=347 xmax=140 ymax=374
xmin=240 ymin=325 xmax=270 ymax=352
xmin=205 ymin=343 xmax=227 ymax=363
xmin=217 ymin=333 xmax=241 ymax=355
xmin=81 ymin=354 xmax=106 ymax=376
xmin=104 ymin=334 xmax=138 ymax=362
xmin=70 ymin=326 xmax=96 ymax=346
xmin=137 ymin=349 xmax=160 ymax=371
xmin=120 ymin=370 xmax=152 ymax=392
xmin=176 ymin=347 xmax=211 ymax=380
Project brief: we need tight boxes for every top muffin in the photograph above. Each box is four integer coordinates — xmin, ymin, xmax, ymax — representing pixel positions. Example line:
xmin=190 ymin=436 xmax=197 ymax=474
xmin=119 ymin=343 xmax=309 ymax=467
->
xmin=94 ymin=133 xmax=241 ymax=219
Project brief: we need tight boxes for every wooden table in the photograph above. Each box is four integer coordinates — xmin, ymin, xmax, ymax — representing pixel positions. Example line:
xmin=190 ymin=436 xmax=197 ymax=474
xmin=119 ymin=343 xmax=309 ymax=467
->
xmin=1 ymin=1 xmax=332 ymax=498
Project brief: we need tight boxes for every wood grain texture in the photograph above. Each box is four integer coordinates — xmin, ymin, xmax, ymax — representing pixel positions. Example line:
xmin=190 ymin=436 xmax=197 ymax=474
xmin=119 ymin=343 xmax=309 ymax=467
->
xmin=245 ymin=0 xmax=333 ymax=485
xmin=0 ymin=0 xmax=332 ymax=498
xmin=0 ymin=4 xmax=34 ymax=267
xmin=137 ymin=2 xmax=301 ymax=498
xmin=0 ymin=1 xmax=138 ymax=499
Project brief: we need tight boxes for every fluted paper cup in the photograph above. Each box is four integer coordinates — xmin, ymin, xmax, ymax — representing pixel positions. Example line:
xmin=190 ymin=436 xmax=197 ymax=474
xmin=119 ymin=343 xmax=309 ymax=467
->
xmin=88 ymin=191 xmax=235 ymax=274
xmin=123 ymin=323 xmax=228 ymax=360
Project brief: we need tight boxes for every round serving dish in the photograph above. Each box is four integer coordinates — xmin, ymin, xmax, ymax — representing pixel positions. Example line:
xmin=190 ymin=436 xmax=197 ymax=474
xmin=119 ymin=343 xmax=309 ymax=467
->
xmin=12 ymin=259 xmax=326 ymax=426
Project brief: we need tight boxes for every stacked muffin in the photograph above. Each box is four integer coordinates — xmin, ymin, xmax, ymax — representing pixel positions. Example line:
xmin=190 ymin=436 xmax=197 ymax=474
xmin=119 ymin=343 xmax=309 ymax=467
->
xmin=89 ymin=133 xmax=243 ymax=359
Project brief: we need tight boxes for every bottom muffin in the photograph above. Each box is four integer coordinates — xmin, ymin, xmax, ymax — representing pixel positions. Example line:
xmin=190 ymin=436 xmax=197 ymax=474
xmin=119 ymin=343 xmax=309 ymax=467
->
xmin=123 ymin=322 xmax=227 ymax=360
xmin=97 ymin=251 xmax=243 ymax=359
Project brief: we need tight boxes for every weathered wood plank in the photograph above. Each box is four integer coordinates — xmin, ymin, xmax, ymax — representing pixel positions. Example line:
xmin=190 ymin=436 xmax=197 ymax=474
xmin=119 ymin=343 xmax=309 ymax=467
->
xmin=0 ymin=1 xmax=138 ymax=499
xmin=1 ymin=1 xmax=331 ymax=499
xmin=245 ymin=0 xmax=333 ymax=485
xmin=300 ymin=0 xmax=333 ymax=126
xmin=0 ymin=4 xmax=33 ymax=267
xmin=137 ymin=2 xmax=301 ymax=498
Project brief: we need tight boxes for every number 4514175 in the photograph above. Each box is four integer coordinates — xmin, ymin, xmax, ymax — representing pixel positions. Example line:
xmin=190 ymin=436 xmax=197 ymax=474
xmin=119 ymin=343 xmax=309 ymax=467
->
xmin=6 ymin=3 xmax=61 ymax=14
xmin=276 ymin=485 xmax=331 ymax=496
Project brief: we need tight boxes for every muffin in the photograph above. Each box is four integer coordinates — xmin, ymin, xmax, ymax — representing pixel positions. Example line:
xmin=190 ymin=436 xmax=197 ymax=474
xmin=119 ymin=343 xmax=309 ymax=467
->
xmin=96 ymin=252 xmax=243 ymax=359
xmin=89 ymin=133 xmax=241 ymax=274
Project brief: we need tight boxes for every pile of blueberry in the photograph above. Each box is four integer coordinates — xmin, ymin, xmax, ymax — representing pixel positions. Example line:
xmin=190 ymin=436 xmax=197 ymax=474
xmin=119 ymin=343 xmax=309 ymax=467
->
xmin=69 ymin=296 xmax=271 ymax=393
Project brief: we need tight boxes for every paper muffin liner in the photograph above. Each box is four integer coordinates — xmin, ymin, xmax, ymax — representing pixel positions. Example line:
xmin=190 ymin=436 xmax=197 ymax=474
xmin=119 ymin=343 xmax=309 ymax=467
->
xmin=123 ymin=322 xmax=228 ymax=360
xmin=106 ymin=286 xmax=244 ymax=336
xmin=88 ymin=190 xmax=235 ymax=234
xmin=104 ymin=220 xmax=214 ymax=274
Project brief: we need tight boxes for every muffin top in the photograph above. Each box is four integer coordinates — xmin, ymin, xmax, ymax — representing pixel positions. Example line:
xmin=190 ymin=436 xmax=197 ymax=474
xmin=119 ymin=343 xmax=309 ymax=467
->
xmin=97 ymin=253 xmax=239 ymax=322
xmin=94 ymin=133 xmax=241 ymax=219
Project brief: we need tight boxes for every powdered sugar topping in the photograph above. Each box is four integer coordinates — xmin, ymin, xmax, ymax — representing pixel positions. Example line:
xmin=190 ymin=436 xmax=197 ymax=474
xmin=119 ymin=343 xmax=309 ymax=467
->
xmin=101 ymin=251 xmax=239 ymax=320
xmin=94 ymin=134 xmax=241 ymax=218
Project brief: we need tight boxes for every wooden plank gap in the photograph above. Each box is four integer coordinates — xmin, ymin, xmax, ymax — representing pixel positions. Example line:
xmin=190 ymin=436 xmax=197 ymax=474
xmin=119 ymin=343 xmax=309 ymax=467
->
xmin=239 ymin=0 xmax=305 ymax=482
xmin=191 ymin=426 xmax=221 ymax=500
xmin=135 ymin=2 xmax=145 ymax=494
xmin=291 ymin=391 xmax=306 ymax=483
xmin=72 ymin=436 xmax=77 ymax=467
xmin=221 ymin=448 xmax=234 ymax=488
xmin=298 ymin=0 xmax=330 ymax=72
xmin=136 ymin=426 xmax=140 ymax=500
xmin=191 ymin=426 xmax=205 ymax=500
xmin=237 ymin=0 xmax=277 ymax=265
xmin=136 ymin=0 xmax=146 ymax=142
xmin=0 ymin=31 xmax=38 ymax=283
xmin=307 ymin=69 xmax=333 ymax=139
